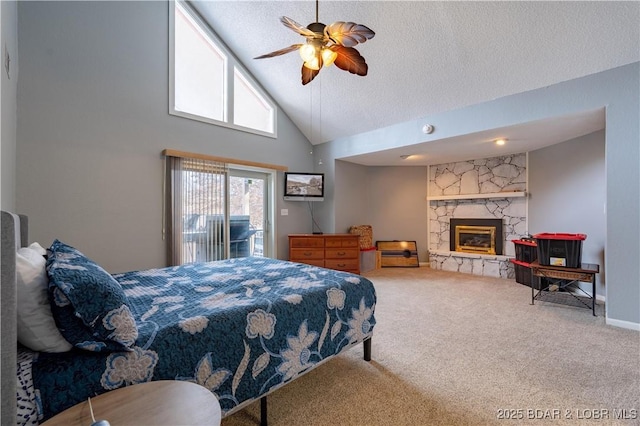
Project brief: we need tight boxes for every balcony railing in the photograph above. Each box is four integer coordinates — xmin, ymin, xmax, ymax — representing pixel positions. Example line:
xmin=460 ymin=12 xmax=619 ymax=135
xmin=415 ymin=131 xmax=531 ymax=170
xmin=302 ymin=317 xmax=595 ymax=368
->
xmin=181 ymin=216 xmax=263 ymax=264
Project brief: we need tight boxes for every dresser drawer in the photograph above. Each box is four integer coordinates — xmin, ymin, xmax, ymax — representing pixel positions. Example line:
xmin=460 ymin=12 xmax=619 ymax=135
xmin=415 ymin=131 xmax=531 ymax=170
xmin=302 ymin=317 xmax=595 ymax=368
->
xmin=325 ymin=248 xmax=359 ymax=259
xmin=325 ymin=259 xmax=360 ymax=271
xmin=292 ymin=259 xmax=325 ymax=268
xmin=290 ymin=238 xmax=325 ymax=248
xmin=325 ymin=237 xmax=359 ymax=248
xmin=290 ymin=248 xmax=325 ymax=260
xmin=288 ymin=234 xmax=359 ymax=274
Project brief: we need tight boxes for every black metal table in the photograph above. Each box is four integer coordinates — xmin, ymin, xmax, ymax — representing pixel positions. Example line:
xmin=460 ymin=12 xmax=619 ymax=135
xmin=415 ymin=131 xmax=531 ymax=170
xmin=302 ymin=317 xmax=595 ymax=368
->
xmin=529 ymin=260 xmax=600 ymax=316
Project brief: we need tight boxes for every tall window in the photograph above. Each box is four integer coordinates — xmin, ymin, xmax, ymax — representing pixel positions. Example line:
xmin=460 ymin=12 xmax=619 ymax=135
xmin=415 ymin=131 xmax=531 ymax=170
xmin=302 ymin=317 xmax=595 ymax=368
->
xmin=173 ymin=2 xmax=226 ymax=121
xmin=233 ymin=69 xmax=274 ymax=133
xmin=170 ymin=1 xmax=276 ymax=137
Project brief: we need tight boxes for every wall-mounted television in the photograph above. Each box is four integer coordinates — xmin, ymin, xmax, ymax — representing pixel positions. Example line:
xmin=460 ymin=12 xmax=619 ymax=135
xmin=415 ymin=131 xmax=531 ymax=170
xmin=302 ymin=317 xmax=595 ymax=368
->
xmin=284 ymin=172 xmax=325 ymax=201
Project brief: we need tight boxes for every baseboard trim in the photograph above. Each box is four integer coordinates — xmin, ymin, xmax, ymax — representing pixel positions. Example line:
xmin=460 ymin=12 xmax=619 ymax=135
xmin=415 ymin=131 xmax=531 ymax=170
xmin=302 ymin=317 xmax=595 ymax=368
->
xmin=606 ymin=317 xmax=640 ymax=331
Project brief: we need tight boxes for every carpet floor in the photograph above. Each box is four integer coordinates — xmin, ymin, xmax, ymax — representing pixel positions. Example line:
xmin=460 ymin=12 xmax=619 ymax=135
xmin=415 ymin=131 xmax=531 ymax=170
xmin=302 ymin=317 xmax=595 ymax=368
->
xmin=222 ymin=267 xmax=640 ymax=425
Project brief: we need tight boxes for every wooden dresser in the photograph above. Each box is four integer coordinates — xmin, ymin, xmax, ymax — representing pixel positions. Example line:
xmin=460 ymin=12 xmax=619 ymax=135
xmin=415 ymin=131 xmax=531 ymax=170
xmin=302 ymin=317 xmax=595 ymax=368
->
xmin=288 ymin=234 xmax=360 ymax=274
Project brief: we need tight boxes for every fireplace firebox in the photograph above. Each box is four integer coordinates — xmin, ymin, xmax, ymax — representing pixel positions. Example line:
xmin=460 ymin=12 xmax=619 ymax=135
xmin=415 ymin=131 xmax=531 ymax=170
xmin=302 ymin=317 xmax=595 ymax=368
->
xmin=450 ymin=218 xmax=503 ymax=255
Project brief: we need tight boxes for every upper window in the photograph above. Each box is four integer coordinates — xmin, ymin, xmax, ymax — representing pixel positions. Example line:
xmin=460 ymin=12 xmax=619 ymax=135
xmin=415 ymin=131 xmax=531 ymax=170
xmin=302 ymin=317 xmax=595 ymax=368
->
xmin=170 ymin=1 xmax=276 ymax=137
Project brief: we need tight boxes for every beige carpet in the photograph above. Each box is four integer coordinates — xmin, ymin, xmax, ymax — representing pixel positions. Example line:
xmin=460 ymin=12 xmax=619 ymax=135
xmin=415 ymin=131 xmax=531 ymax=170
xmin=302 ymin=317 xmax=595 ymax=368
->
xmin=222 ymin=267 xmax=640 ymax=425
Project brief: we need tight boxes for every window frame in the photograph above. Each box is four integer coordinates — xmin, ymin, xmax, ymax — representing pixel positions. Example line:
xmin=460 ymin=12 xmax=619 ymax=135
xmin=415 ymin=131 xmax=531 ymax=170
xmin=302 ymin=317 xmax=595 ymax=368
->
xmin=169 ymin=0 xmax=277 ymax=138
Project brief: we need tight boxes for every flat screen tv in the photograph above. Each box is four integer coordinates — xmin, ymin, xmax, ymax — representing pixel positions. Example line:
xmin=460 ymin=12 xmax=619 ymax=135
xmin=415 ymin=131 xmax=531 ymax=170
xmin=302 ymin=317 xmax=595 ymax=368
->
xmin=284 ymin=172 xmax=325 ymax=201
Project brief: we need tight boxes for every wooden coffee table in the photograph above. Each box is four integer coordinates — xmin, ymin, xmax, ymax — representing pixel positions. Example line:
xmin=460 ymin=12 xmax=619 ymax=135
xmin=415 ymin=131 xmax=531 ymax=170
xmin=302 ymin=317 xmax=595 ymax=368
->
xmin=41 ymin=380 xmax=221 ymax=426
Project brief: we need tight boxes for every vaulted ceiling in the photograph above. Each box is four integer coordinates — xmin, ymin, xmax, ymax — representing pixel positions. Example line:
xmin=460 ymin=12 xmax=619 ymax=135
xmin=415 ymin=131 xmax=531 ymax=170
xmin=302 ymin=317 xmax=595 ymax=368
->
xmin=192 ymin=1 xmax=639 ymax=165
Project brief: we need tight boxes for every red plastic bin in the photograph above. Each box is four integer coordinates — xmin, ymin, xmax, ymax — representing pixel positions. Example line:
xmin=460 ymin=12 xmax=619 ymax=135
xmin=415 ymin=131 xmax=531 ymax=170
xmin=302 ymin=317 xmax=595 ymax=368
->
xmin=533 ymin=233 xmax=586 ymax=268
xmin=510 ymin=259 xmax=547 ymax=290
xmin=513 ymin=239 xmax=537 ymax=263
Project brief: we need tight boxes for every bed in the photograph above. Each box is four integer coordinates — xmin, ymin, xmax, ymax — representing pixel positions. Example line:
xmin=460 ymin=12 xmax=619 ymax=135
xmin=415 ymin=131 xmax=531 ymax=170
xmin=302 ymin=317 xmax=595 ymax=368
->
xmin=1 ymin=211 xmax=376 ymax=425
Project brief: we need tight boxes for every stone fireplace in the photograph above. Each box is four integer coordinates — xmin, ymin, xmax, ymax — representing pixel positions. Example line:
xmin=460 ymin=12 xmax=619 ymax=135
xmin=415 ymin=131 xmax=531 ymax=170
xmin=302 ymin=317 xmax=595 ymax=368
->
xmin=450 ymin=218 xmax=503 ymax=255
xmin=427 ymin=154 xmax=527 ymax=278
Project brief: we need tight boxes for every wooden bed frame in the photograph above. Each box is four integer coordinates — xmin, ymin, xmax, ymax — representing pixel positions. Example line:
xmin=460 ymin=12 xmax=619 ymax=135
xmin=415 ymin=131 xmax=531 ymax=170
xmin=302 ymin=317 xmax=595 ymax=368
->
xmin=1 ymin=211 xmax=372 ymax=426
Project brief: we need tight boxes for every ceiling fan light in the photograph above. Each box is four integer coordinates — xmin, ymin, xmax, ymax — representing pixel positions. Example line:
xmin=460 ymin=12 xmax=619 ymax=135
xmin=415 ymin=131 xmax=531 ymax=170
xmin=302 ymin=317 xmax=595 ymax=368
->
xmin=321 ymin=48 xmax=337 ymax=67
xmin=303 ymin=58 xmax=321 ymax=70
xmin=299 ymin=44 xmax=317 ymax=62
xmin=255 ymin=5 xmax=375 ymax=85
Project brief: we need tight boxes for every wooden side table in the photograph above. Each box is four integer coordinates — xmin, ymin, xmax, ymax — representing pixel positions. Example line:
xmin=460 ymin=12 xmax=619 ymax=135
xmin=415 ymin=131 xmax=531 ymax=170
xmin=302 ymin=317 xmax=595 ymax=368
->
xmin=41 ymin=381 xmax=221 ymax=426
xmin=529 ymin=260 xmax=600 ymax=316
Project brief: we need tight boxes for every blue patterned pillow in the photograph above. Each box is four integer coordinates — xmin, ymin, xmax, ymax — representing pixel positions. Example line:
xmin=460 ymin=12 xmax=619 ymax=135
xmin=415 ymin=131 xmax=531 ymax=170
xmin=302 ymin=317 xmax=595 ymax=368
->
xmin=47 ymin=240 xmax=138 ymax=352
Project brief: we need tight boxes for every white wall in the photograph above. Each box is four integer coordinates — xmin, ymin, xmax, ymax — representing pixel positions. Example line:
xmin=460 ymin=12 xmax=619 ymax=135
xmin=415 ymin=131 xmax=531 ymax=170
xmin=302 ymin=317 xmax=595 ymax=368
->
xmin=529 ymin=130 xmax=606 ymax=297
xmin=16 ymin=1 xmax=314 ymax=272
xmin=1 ymin=0 xmax=18 ymax=211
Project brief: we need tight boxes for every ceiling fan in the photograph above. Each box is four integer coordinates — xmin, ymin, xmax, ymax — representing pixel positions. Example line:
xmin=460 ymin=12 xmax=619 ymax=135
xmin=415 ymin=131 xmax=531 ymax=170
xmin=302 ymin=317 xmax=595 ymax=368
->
xmin=254 ymin=0 xmax=375 ymax=85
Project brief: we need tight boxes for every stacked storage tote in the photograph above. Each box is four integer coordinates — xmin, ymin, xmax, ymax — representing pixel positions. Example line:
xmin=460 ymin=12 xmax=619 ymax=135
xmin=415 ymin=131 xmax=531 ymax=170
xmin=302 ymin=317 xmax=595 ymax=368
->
xmin=510 ymin=239 xmax=541 ymax=289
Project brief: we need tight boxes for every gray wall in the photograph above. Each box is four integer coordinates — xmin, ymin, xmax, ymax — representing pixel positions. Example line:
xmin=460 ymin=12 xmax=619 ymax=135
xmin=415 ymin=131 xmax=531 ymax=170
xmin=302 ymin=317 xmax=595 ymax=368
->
xmin=16 ymin=1 xmax=314 ymax=272
xmin=334 ymin=160 xmax=370 ymax=233
xmin=9 ymin=1 xmax=639 ymax=327
xmin=1 ymin=0 xmax=18 ymax=211
xmin=334 ymin=160 xmax=429 ymax=261
xmin=363 ymin=166 xmax=429 ymax=261
xmin=316 ymin=63 xmax=639 ymax=328
xmin=529 ymin=130 xmax=606 ymax=297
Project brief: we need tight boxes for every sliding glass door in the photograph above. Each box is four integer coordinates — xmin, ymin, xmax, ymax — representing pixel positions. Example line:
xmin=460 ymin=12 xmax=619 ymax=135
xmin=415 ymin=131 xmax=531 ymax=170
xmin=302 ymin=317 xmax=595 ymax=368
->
xmin=167 ymin=155 xmax=274 ymax=264
xmin=229 ymin=169 xmax=272 ymax=258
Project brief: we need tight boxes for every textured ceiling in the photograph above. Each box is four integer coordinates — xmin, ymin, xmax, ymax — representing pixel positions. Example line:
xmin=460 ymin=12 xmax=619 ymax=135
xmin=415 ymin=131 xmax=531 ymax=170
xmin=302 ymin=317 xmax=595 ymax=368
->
xmin=192 ymin=1 xmax=639 ymax=165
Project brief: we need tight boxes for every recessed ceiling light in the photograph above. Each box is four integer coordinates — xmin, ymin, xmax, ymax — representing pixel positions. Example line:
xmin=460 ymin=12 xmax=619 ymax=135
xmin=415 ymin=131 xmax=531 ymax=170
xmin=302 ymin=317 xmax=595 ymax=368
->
xmin=495 ymin=138 xmax=507 ymax=146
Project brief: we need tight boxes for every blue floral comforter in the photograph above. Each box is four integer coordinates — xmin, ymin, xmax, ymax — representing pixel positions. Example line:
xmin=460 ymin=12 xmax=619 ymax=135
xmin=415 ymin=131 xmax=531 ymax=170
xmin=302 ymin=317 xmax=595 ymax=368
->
xmin=32 ymin=257 xmax=376 ymax=421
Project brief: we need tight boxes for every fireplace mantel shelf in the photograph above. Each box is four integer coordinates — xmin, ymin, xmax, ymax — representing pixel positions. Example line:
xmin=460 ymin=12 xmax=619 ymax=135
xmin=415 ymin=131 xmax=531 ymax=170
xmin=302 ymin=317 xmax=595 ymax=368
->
xmin=429 ymin=249 xmax=514 ymax=262
xmin=426 ymin=191 xmax=526 ymax=201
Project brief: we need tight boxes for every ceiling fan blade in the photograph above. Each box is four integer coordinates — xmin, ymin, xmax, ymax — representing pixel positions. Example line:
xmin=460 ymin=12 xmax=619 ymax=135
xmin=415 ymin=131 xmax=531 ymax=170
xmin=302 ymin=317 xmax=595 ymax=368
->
xmin=325 ymin=22 xmax=375 ymax=47
xmin=301 ymin=64 xmax=320 ymax=85
xmin=254 ymin=44 xmax=303 ymax=59
xmin=281 ymin=16 xmax=317 ymax=37
xmin=332 ymin=45 xmax=368 ymax=76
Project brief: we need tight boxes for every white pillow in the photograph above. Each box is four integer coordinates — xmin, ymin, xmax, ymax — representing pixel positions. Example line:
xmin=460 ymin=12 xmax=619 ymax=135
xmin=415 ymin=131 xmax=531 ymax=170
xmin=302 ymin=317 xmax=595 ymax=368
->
xmin=16 ymin=242 xmax=73 ymax=352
